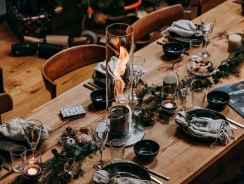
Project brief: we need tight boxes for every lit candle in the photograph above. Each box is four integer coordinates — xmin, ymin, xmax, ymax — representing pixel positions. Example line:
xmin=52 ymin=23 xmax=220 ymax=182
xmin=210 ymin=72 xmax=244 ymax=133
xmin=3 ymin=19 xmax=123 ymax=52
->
xmin=228 ymin=34 xmax=242 ymax=52
xmin=164 ymin=102 xmax=174 ymax=108
xmin=27 ymin=168 xmax=38 ymax=175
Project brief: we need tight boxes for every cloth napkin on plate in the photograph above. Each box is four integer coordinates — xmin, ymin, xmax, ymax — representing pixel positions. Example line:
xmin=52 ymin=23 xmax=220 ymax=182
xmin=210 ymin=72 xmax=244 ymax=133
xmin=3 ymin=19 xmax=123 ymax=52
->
xmin=161 ymin=19 xmax=199 ymax=37
xmin=0 ymin=118 xmax=52 ymax=141
xmin=93 ymin=56 xmax=147 ymax=78
xmin=93 ymin=170 xmax=152 ymax=184
xmin=175 ymin=111 xmax=236 ymax=146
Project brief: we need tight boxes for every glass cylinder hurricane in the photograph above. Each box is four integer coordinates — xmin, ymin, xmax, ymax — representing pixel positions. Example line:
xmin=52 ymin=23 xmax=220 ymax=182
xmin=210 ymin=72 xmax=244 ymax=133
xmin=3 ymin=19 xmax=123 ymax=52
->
xmin=105 ymin=23 xmax=134 ymax=110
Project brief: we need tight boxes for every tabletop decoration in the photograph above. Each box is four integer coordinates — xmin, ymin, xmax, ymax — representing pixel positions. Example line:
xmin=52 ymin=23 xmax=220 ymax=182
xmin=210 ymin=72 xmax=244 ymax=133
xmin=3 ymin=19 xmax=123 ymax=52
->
xmin=10 ymin=127 xmax=97 ymax=184
xmin=192 ymin=33 xmax=244 ymax=89
xmin=133 ymin=84 xmax=170 ymax=128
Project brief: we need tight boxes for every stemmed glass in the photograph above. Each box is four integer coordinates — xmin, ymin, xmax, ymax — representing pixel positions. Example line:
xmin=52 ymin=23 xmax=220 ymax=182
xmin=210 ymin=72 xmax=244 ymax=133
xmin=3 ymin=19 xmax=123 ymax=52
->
xmin=90 ymin=119 xmax=110 ymax=170
xmin=22 ymin=119 xmax=43 ymax=155
xmin=130 ymin=56 xmax=145 ymax=101
xmin=200 ymin=17 xmax=216 ymax=59
xmin=176 ymin=68 xmax=193 ymax=111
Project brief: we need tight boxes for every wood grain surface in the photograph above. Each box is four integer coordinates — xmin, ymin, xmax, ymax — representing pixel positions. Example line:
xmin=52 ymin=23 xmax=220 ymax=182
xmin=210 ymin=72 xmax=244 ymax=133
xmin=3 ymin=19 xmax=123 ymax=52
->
xmin=0 ymin=0 xmax=244 ymax=183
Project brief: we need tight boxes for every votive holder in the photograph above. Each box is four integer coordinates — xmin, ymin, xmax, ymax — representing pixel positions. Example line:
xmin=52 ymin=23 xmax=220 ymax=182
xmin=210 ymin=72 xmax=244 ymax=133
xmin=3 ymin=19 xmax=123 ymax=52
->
xmin=161 ymin=86 xmax=178 ymax=114
xmin=22 ymin=150 xmax=42 ymax=180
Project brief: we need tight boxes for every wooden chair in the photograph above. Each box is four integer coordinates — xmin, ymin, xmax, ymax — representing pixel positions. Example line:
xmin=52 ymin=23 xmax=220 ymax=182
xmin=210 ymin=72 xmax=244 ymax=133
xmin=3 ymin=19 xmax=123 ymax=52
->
xmin=197 ymin=0 xmax=226 ymax=16
xmin=0 ymin=93 xmax=13 ymax=124
xmin=42 ymin=44 xmax=106 ymax=99
xmin=131 ymin=4 xmax=184 ymax=42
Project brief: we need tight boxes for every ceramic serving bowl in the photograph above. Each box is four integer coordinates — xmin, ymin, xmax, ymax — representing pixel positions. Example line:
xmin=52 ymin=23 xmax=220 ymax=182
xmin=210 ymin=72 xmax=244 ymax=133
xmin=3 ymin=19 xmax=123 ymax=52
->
xmin=134 ymin=140 xmax=159 ymax=162
xmin=207 ymin=91 xmax=230 ymax=111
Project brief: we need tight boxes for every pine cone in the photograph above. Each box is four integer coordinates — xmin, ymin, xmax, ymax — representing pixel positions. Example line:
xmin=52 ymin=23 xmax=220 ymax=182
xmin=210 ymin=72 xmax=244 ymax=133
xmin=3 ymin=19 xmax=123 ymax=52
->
xmin=142 ymin=112 xmax=155 ymax=126
xmin=58 ymin=171 xmax=71 ymax=184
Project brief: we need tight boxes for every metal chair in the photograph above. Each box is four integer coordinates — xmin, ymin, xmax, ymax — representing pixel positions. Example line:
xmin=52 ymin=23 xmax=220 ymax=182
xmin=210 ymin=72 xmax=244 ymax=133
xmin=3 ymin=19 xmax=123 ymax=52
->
xmin=41 ymin=44 xmax=106 ymax=99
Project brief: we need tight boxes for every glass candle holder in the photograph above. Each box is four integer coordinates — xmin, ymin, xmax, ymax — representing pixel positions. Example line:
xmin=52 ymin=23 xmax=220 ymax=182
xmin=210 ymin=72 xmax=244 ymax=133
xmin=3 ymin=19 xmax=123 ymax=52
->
xmin=161 ymin=86 xmax=178 ymax=114
xmin=105 ymin=23 xmax=134 ymax=109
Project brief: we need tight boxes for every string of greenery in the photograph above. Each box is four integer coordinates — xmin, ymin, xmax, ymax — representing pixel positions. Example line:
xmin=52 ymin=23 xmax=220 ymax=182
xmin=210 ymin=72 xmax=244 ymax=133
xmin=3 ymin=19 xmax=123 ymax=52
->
xmin=10 ymin=142 xmax=97 ymax=184
xmin=133 ymin=34 xmax=244 ymax=127
xmin=192 ymin=33 xmax=244 ymax=89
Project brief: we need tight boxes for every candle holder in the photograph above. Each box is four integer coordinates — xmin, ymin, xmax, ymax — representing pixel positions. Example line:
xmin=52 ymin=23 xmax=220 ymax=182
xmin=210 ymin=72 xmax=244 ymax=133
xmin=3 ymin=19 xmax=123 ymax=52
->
xmin=161 ymin=86 xmax=178 ymax=115
xmin=105 ymin=23 xmax=134 ymax=110
xmin=22 ymin=150 xmax=42 ymax=180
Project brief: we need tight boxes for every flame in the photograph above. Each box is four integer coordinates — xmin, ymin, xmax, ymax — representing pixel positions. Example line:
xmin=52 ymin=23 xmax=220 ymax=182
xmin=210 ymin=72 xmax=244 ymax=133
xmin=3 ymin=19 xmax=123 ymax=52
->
xmin=112 ymin=39 xmax=129 ymax=101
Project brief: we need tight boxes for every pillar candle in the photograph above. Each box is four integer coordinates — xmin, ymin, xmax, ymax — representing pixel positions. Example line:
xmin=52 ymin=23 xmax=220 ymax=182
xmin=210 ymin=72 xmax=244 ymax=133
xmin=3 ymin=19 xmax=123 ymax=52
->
xmin=228 ymin=34 xmax=242 ymax=52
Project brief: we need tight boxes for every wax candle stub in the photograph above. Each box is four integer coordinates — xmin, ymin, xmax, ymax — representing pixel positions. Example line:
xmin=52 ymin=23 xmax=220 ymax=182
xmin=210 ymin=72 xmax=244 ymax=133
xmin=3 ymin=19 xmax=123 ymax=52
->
xmin=228 ymin=34 xmax=242 ymax=52
xmin=27 ymin=168 xmax=38 ymax=175
xmin=164 ymin=103 xmax=174 ymax=108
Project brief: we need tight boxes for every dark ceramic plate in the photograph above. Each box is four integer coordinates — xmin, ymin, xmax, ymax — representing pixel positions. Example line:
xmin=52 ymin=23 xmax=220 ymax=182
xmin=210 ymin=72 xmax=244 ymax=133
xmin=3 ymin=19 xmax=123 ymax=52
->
xmin=178 ymin=109 xmax=228 ymax=142
xmin=187 ymin=61 xmax=218 ymax=77
xmin=103 ymin=162 xmax=151 ymax=180
xmin=169 ymin=24 xmax=203 ymax=48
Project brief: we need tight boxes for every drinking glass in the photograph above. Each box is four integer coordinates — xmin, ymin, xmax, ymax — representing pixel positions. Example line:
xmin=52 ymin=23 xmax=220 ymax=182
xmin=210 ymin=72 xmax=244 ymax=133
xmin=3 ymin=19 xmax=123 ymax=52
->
xmin=200 ymin=17 xmax=216 ymax=59
xmin=22 ymin=119 xmax=43 ymax=154
xmin=9 ymin=145 xmax=26 ymax=172
xmin=110 ymin=139 xmax=126 ymax=163
xmin=192 ymin=88 xmax=206 ymax=109
xmin=190 ymin=39 xmax=203 ymax=61
xmin=90 ymin=119 xmax=110 ymax=170
xmin=176 ymin=68 xmax=193 ymax=111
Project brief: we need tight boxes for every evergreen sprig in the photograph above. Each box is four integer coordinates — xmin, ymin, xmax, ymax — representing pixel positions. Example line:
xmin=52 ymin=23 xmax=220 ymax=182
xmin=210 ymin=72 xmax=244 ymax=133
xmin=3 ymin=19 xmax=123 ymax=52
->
xmin=192 ymin=33 xmax=244 ymax=89
xmin=10 ymin=141 xmax=97 ymax=184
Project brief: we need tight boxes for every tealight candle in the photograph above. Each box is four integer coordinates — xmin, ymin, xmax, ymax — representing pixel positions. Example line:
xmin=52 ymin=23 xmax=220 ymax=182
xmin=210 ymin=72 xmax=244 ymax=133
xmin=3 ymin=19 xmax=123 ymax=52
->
xmin=164 ymin=102 xmax=174 ymax=108
xmin=27 ymin=168 xmax=38 ymax=175
xmin=228 ymin=34 xmax=242 ymax=52
xmin=23 ymin=164 xmax=42 ymax=180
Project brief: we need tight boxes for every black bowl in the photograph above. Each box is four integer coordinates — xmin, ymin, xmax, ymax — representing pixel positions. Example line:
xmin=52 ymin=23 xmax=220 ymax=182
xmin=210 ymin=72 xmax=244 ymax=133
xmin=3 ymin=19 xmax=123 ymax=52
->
xmin=163 ymin=42 xmax=188 ymax=59
xmin=134 ymin=140 xmax=159 ymax=162
xmin=207 ymin=91 xmax=230 ymax=111
xmin=90 ymin=89 xmax=114 ymax=109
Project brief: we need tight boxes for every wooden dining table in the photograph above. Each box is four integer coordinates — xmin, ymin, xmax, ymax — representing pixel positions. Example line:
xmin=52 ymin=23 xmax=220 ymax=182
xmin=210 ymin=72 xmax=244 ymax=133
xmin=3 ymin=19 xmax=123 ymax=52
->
xmin=1 ymin=0 xmax=244 ymax=183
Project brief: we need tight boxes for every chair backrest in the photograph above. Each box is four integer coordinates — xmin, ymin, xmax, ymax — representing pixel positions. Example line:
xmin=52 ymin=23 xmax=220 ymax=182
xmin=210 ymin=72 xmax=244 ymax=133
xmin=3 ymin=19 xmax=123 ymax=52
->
xmin=131 ymin=4 xmax=184 ymax=42
xmin=0 ymin=93 xmax=13 ymax=124
xmin=42 ymin=44 xmax=106 ymax=99
xmin=198 ymin=0 xmax=226 ymax=16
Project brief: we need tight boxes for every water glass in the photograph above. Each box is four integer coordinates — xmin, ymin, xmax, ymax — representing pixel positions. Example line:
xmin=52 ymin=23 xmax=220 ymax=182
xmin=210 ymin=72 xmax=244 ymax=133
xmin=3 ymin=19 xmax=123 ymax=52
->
xmin=9 ymin=145 xmax=26 ymax=172
xmin=110 ymin=139 xmax=126 ymax=163
xmin=192 ymin=88 xmax=206 ymax=109
xmin=190 ymin=39 xmax=203 ymax=61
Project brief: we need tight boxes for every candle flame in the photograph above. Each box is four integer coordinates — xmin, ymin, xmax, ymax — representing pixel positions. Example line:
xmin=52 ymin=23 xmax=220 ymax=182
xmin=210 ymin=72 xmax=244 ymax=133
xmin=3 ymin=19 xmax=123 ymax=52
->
xmin=112 ymin=39 xmax=129 ymax=101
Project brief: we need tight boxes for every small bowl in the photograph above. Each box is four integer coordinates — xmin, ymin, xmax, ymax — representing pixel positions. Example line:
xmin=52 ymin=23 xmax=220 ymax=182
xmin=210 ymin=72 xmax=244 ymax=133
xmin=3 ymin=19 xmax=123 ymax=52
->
xmin=163 ymin=42 xmax=188 ymax=59
xmin=134 ymin=140 xmax=159 ymax=162
xmin=90 ymin=89 xmax=114 ymax=109
xmin=207 ymin=91 xmax=230 ymax=111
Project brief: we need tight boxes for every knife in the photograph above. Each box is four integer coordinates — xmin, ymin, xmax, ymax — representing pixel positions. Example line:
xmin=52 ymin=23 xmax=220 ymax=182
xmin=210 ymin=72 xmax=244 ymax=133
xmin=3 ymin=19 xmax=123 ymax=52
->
xmin=127 ymin=160 xmax=169 ymax=181
xmin=226 ymin=118 xmax=244 ymax=128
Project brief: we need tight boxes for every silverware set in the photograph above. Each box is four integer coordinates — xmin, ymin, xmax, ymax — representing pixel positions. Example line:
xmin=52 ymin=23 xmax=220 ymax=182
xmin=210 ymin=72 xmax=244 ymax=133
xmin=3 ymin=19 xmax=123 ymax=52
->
xmin=127 ymin=160 xmax=169 ymax=184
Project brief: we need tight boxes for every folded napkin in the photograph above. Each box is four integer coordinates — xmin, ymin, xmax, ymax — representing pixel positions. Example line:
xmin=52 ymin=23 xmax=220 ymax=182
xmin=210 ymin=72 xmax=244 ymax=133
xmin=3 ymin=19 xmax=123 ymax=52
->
xmin=175 ymin=111 xmax=236 ymax=146
xmin=93 ymin=170 xmax=152 ymax=184
xmin=93 ymin=56 xmax=147 ymax=78
xmin=161 ymin=19 xmax=199 ymax=37
xmin=0 ymin=118 xmax=52 ymax=141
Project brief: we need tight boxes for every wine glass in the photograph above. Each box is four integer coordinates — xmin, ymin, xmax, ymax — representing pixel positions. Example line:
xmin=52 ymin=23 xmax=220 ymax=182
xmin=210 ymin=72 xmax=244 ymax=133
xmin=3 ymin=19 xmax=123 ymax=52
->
xmin=22 ymin=119 xmax=43 ymax=154
xmin=130 ymin=56 xmax=145 ymax=101
xmin=90 ymin=119 xmax=110 ymax=170
xmin=200 ymin=17 xmax=216 ymax=59
xmin=176 ymin=68 xmax=193 ymax=111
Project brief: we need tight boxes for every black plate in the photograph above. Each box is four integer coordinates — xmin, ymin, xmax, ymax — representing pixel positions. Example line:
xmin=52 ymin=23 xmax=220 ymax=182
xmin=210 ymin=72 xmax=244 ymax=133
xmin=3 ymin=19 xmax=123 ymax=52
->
xmin=169 ymin=24 xmax=203 ymax=48
xmin=103 ymin=162 xmax=151 ymax=181
xmin=178 ymin=109 xmax=228 ymax=142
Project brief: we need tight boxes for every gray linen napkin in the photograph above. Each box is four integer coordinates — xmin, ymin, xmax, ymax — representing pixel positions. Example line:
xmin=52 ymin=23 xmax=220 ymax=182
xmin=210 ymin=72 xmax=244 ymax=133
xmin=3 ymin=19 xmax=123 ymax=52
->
xmin=0 ymin=118 xmax=52 ymax=141
xmin=175 ymin=111 xmax=236 ymax=146
xmin=161 ymin=19 xmax=198 ymax=37
xmin=93 ymin=56 xmax=147 ymax=78
xmin=93 ymin=170 xmax=152 ymax=184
